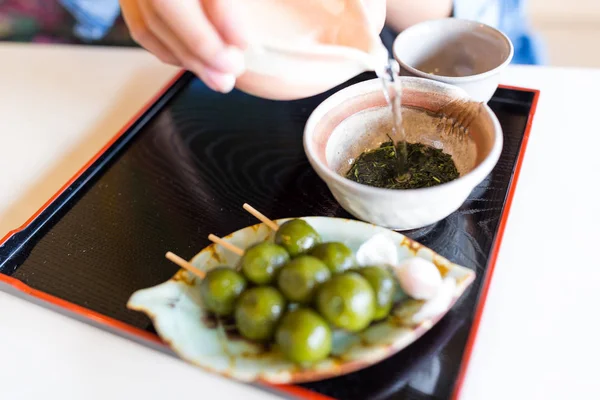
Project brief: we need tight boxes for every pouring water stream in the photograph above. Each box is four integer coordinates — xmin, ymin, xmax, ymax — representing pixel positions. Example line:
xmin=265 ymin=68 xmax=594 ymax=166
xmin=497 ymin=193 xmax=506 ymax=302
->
xmin=377 ymin=58 xmax=410 ymax=180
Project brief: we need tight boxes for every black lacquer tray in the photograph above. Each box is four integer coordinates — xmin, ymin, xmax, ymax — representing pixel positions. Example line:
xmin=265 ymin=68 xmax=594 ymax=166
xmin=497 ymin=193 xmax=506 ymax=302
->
xmin=0 ymin=71 xmax=538 ymax=400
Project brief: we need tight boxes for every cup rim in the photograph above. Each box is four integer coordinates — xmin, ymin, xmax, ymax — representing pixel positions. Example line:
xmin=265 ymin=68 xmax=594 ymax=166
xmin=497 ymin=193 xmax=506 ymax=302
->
xmin=393 ymin=18 xmax=515 ymax=83
xmin=303 ymin=77 xmax=504 ymax=197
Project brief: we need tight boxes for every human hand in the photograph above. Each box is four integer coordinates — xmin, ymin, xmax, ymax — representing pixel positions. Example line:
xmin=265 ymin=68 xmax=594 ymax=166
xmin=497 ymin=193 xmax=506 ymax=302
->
xmin=120 ymin=0 xmax=247 ymax=93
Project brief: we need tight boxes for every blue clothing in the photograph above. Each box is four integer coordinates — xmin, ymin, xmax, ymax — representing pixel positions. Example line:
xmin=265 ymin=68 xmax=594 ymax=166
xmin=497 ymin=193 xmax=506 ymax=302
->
xmin=453 ymin=0 xmax=547 ymax=65
xmin=63 ymin=0 xmax=546 ymax=65
xmin=60 ymin=0 xmax=121 ymax=41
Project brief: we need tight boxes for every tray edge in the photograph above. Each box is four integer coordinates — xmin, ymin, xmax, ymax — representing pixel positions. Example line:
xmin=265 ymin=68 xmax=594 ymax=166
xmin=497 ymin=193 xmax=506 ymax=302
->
xmin=451 ymin=86 xmax=541 ymax=400
xmin=0 ymin=81 xmax=541 ymax=400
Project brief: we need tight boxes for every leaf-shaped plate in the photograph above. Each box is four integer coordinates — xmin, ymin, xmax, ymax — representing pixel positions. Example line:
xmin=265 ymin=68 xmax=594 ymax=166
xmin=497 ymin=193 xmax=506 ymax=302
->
xmin=127 ymin=217 xmax=475 ymax=384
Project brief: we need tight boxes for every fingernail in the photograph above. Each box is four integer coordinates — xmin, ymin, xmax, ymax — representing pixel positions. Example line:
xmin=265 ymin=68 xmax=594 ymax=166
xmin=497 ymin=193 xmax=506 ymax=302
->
xmin=203 ymin=68 xmax=236 ymax=93
xmin=212 ymin=46 xmax=245 ymax=76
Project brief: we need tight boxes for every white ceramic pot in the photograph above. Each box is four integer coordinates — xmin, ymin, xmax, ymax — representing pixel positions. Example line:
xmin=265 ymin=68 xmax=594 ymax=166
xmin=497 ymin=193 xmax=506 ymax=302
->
xmin=303 ymin=77 xmax=503 ymax=230
xmin=393 ymin=18 xmax=514 ymax=103
xmin=234 ymin=0 xmax=388 ymax=100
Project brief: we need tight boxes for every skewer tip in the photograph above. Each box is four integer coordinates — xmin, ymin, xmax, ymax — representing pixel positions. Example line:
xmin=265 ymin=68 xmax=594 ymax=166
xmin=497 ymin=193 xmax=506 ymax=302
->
xmin=207 ymin=234 xmax=245 ymax=256
xmin=242 ymin=203 xmax=279 ymax=231
xmin=165 ymin=251 xmax=205 ymax=279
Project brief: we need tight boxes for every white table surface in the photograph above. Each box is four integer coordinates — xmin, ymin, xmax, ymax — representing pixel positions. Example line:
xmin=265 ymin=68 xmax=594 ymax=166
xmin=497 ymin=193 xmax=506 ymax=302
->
xmin=0 ymin=43 xmax=598 ymax=400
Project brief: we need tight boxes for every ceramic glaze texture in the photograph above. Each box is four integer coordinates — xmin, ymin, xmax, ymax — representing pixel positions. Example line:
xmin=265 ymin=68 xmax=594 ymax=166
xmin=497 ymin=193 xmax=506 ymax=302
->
xmin=233 ymin=0 xmax=388 ymax=100
xmin=127 ymin=217 xmax=475 ymax=383
xmin=303 ymin=78 xmax=503 ymax=230
xmin=393 ymin=18 xmax=514 ymax=102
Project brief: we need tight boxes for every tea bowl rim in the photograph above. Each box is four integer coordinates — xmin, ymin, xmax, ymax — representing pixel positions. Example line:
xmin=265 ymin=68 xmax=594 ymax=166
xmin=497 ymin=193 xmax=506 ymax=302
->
xmin=303 ymin=76 xmax=503 ymax=198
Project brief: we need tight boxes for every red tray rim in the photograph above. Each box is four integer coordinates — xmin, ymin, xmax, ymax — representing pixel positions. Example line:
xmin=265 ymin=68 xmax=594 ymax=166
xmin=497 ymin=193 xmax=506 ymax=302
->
xmin=0 ymin=74 xmax=540 ymax=400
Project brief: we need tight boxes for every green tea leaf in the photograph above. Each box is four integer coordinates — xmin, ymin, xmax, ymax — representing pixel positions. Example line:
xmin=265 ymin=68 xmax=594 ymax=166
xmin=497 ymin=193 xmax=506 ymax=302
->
xmin=345 ymin=142 xmax=459 ymax=190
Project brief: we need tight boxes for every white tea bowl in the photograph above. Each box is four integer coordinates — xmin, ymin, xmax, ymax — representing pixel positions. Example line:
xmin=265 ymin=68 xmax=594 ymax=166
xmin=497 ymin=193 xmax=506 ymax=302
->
xmin=393 ymin=18 xmax=514 ymax=102
xmin=303 ymin=77 xmax=503 ymax=230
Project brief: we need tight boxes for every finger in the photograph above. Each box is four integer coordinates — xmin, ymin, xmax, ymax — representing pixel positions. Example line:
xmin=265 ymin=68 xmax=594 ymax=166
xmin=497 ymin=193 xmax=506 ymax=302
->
xmin=204 ymin=0 xmax=248 ymax=49
xmin=119 ymin=0 xmax=180 ymax=65
xmin=138 ymin=0 xmax=192 ymax=62
xmin=198 ymin=66 xmax=237 ymax=93
xmin=139 ymin=2 xmax=235 ymax=93
xmin=149 ymin=0 xmax=244 ymax=75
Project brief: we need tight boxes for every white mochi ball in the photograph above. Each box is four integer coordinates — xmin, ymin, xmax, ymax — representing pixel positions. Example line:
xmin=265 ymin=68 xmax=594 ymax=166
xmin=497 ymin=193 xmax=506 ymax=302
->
xmin=395 ymin=257 xmax=443 ymax=300
xmin=356 ymin=233 xmax=398 ymax=267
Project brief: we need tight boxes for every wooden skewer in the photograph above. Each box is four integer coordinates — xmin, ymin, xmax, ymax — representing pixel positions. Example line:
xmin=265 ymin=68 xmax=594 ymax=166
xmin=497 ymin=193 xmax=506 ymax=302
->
xmin=165 ymin=251 xmax=206 ymax=279
xmin=167 ymin=207 xmax=272 ymax=276
xmin=242 ymin=203 xmax=279 ymax=231
xmin=208 ymin=234 xmax=245 ymax=256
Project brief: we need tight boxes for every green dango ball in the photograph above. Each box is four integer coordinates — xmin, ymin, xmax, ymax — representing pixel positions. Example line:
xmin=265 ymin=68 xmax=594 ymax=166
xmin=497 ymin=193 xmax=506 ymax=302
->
xmin=309 ymin=242 xmax=355 ymax=274
xmin=276 ymin=308 xmax=332 ymax=364
xmin=316 ymin=272 xmax=375 ymax=332
xmin=277 ymin=256 xmax=331 ymax=304
xmin=200 ymin=267 xmax=247 ymax=316
xmin=241 ymin=242 xmax=290 ymax=285
xmin=356 ymin=266 xmax=396 ymax=320
xmin=275 ymin=219 xmax=321 ymax=257
xmin=235 ymin=286 xmax=286 ymax=342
